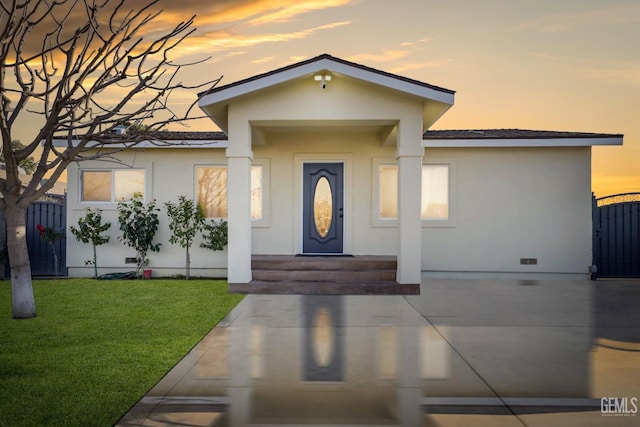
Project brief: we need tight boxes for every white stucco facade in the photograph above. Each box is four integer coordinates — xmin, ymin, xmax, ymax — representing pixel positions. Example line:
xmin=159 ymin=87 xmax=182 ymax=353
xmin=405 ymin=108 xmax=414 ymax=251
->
xmin=64 ymin=55 xmax=622 ymax=281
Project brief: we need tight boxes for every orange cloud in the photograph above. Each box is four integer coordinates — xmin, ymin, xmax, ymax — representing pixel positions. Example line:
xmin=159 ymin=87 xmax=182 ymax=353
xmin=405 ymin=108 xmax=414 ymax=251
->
xmin=347 ymin=50 xmax=409 ymax=63
xmin=251 ymin=56 xmax=275 ymax=64
xmin=246 ymin=0 xmax=354 ymax=25
xmin=390 ymin=59 xmax=453 ymax=74
xmin=182 ymin=21 xmax=351 ymax=53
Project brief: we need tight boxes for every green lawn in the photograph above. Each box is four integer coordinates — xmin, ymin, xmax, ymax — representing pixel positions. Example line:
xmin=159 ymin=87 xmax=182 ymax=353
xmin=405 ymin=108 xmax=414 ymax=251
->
xmin=0 ymin=279 xmax=243 ymax=427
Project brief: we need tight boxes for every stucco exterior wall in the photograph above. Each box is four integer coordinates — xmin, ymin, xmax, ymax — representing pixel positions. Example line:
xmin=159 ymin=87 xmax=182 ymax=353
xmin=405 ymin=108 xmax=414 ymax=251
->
xmin=422 ymin=146 xmax=592 ymax=278
xmin=252 ymin=130 xmax=398 ymax=256
xmin=66 ymin=149 xmax=230 ymax=278
xmin=66 ymin=144 xmax=592 ymax=279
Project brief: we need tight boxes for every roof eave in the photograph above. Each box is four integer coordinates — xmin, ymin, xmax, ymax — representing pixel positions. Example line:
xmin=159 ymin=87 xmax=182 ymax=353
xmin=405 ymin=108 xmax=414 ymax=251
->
xmin=51 ymin=138 xmax=229 ymax=149
xmin=422 ymin=136 xmax=623 ymax=148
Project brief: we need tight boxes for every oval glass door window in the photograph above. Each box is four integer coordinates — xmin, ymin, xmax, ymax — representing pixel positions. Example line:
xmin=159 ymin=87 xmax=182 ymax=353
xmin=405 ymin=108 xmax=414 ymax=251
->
xmin=313 ymin=177 xmax=332 ymax=238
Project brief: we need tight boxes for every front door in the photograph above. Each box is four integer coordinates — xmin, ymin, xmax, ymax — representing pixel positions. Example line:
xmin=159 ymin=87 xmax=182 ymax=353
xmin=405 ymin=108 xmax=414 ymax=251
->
xmin=303 ymin=163 xmax=344 ymax=254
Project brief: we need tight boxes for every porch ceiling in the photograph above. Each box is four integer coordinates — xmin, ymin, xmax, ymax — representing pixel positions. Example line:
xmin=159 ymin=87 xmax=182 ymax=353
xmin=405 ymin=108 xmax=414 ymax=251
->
xmin=249 ymin=119 xmax=398 ymax=146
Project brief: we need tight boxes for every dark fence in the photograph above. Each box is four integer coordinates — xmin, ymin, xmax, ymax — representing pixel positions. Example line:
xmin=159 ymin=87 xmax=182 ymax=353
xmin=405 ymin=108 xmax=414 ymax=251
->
xmin=26 ymin=195 xmax=67 ymax=277
xmin=592 ymin=193 xmax=640 ymax=278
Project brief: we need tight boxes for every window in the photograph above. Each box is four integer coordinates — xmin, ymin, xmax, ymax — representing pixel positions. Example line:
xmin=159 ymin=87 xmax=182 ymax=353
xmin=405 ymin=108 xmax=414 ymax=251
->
xmin=377 ymin=164 xmax=450 ymax=220
xmin=251 ymin=165 xmax=263 ymax=220
xmin=379 ymin=165 xmax=398 ymax=219
xmin=196 ymin=166 xmax=227 ymax=218
xmin=196 ymin=165 xmax=263 ymax=219
xmin=421 ymin=165 xmax=449 ymax=220
xmin=81 ymin=169 xmax=145 ymax=202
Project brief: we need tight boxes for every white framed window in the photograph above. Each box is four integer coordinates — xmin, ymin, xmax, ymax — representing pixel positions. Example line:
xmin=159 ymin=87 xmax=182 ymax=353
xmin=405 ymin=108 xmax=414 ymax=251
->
xmin=196 ymin=166 xmax=228 ymax=218
xmin=195 ymin=165 xmax=264 ymax=220
xmin=80 ymin=169 xmax=145 ymax=202
xmin=421 ymin=165 xmax=449 ymax=220
xmin=373 ymin=159 xmax=456 ymax=228
xmin=251 ymin=165 xmax=263 ymax=220
xmin=379 ymin=165 xmax=398 ymax=219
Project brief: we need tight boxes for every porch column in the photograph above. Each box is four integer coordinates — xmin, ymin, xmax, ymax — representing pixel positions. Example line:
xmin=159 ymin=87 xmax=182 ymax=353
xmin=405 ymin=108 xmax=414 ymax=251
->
xmin=226 ymin=130 xmax=253 ymax=284
xmin=396 ymin=121 xmax=423 ymax=285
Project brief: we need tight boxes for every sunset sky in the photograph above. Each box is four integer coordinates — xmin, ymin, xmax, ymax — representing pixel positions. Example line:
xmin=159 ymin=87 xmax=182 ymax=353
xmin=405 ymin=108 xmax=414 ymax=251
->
xmin=12 ymin=0 xmax=640 ymax=197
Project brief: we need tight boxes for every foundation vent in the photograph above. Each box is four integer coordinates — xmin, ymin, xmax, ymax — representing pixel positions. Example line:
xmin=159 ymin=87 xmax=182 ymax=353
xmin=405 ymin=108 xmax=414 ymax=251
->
xmin=520 ymin=258 xmax=538 ymax=265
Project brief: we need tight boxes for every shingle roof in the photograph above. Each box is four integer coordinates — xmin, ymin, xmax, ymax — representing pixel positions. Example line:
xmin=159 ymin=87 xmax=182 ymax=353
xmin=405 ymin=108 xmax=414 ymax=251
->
xmin=422 ymin=129 xmax=623 ymax=139
xmin=84 ymin=129 xmax=620 ymax=142
xmin=198 ymin=53 xmax=455 ymax=98
xmin=145 ymin=131 xmax=227 ymax=140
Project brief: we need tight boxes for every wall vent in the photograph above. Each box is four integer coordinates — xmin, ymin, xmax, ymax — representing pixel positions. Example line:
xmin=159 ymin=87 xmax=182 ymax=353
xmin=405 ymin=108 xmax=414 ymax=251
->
xmin=520 ymin=258 xmax=538 ymax=265
xmin=125 ymin=257 xmax=138 ymax=264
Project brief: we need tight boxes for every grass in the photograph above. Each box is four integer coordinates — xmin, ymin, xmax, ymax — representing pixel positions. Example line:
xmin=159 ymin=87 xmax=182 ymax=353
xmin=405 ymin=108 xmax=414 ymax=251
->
xmin=0 ymin=278 xmax=243 ymax=427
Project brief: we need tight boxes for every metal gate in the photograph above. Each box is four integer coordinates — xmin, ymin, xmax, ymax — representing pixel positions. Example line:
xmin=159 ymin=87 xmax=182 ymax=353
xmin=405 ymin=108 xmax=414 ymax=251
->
xmin=592 ymin=193 xmax=640 ymax=278
xmin=26 ymin=195 xmax=67 ymax=276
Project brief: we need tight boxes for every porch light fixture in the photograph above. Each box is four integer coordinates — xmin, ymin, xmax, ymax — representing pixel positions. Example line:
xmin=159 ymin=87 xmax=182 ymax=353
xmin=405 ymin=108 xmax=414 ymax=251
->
xmin=314 ymin=74 xmax=332 ymax=89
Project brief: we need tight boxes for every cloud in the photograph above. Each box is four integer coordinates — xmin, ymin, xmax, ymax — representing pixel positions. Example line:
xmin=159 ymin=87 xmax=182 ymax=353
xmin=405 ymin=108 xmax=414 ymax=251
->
xmin=246 ymin=0 xmax=354 ymax=26
xmin=390 ymin=59 xmax=453 ymax=74
xmin=347 ymin=50 xmax=409 ymax=63
xmin=515 ymin=4 xmax=640 ymax=33
xmin=10 ymin=1 xmax=355 ymax=59
xmin=402 ymin=37 xmax=435 ymax=47
xmin=251 ymin=56 xmax=275 ymax=64
xmin=183 ymin=21 xmax=351 ymax=52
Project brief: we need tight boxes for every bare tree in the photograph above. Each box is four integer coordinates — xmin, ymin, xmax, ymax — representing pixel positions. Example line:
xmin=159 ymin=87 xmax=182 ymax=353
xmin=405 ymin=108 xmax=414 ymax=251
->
xmin=0 ymin=0 xmax=219 ymax=319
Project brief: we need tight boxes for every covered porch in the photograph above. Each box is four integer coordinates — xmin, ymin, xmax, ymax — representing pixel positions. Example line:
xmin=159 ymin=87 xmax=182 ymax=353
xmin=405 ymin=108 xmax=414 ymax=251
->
xmin=197 ymin=54 xmax=455 ymax=288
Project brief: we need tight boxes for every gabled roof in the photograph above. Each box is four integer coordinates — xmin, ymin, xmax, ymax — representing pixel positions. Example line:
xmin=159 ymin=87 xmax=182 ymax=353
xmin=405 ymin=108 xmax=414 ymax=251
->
xmin=198 ymin=54 xmax=455 ymax=133
xmin=199 ymin=54 xmax=455 ymax=98
xmin=423 ymin=129 xmax=623 ymax=147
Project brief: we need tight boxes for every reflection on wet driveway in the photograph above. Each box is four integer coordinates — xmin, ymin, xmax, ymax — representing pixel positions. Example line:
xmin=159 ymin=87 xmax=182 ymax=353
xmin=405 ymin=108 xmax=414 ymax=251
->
xmin=117 ymin=279 xmax=640 ymax=426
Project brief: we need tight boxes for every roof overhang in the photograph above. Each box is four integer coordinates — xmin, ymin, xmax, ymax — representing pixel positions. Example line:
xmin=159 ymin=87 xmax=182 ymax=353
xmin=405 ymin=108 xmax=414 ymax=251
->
xmin=423 ymin=136 xmax=623 ymax=148
xmin=198 ymin=54 xmax=455 ymax=133
xmin=51 ymin=138 xmax=228 ymax=149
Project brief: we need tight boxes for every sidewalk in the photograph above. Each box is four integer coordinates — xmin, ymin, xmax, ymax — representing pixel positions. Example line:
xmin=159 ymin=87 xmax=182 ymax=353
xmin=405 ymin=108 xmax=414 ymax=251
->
xmin=117 ymin=279 xmax=640 ymax=426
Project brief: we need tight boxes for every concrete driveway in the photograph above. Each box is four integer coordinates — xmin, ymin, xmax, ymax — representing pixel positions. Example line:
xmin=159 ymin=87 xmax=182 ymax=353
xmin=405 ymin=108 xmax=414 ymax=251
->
xmin=117 ymin=279 xmax=640 ymax=426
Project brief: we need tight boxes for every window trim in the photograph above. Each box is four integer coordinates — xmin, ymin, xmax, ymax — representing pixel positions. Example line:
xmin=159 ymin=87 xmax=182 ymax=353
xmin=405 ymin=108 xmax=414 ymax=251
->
xmin=79 ymin=168 xmax=147 ymax=204
xmin=371 ymin=157 xmax=456 ymax=228
xmin=251 ymin=159 xmax=270 ymax=228
xmin=193 ymin=160 xmax=270 ymax=227
xmin=422 ymin=158 xmax=456 ymax=228
xmin=194 ymin=163 xmax=228 ymax=220
xmin=372 ymin=158 xmax=398 ymax=228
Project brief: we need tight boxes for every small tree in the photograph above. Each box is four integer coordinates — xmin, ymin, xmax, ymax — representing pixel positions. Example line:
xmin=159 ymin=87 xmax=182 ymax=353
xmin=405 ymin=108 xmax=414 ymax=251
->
xmin=117 ymin=195 xmax=160 ymax=278
xmin=36 ymin=225 xmax=65 ymax=277
xmin=165 ymin=196 xmax=204 ymax=280
xmin=201 ymin=219 xmax=228 ymax=252
xmin=69 ymin=209 xmax=111 ymax=279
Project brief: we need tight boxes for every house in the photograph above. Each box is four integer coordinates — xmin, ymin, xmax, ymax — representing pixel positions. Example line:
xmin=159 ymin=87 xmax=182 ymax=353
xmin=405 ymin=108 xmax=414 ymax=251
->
xmin=65 ymin=54 xmax=623 ymax=283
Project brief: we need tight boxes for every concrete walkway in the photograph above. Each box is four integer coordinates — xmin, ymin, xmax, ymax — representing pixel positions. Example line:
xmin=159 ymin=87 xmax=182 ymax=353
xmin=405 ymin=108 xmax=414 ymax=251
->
xmin=117 ymin=279 xmax=640 ymax=426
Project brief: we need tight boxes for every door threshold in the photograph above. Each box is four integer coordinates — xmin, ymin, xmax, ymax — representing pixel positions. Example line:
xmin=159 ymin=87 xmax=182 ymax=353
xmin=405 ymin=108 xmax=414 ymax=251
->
xmin=296 ymin=253 xmax=354 ymax=257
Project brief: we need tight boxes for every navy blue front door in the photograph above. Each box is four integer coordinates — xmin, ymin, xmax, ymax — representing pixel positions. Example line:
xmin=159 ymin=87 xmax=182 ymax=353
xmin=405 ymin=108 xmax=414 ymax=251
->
xmin=303 ymin=163 xmax=344 ymax=254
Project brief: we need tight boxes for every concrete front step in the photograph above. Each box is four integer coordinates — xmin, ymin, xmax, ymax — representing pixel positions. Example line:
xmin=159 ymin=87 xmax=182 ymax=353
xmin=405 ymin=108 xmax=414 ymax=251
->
xmin=251 ymin=255 xmax=397 ymax=271
xmin=252 ymin=269 xmax=397 ymax=282
xmin=229 ymin=280 xmax=420 ymax=295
